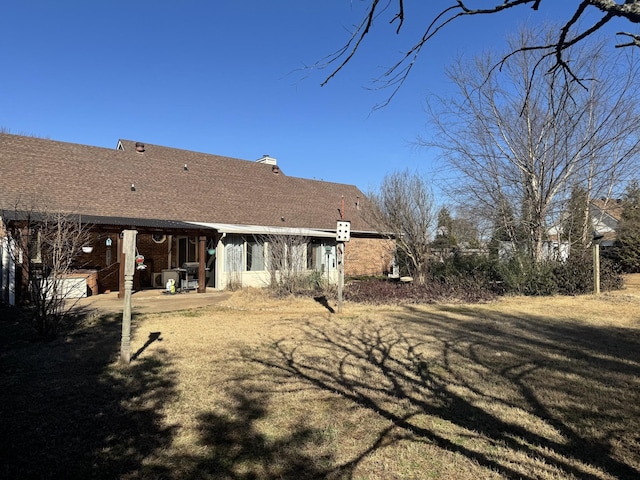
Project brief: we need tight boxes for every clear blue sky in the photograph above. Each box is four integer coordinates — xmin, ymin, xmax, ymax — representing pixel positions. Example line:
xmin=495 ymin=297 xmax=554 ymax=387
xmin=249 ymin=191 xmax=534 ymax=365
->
xmin=0 ymin=1 xmax=627 ymax=196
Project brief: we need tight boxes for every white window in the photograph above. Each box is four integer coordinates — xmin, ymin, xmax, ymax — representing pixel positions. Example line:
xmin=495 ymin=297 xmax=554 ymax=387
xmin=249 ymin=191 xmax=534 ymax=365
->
xmin=307 ymin=241 xmax=334 ymax=271
xmin=224 ymin=235 xmax=243 ymax=272
xmin=246 ymin=238 xmax=265 ymax=271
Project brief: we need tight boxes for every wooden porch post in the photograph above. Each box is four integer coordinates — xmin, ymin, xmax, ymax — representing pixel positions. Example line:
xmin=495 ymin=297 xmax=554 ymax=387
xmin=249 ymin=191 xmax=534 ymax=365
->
xmin=19 ymin=227 xmax=30 ymax=304
xmin=198 ymin=235 xmax=206 ymax=293
xmin=120 ymin=229 xmax=137 ymax=364
xmin=118 ymin=245 xmax=125 ymax=299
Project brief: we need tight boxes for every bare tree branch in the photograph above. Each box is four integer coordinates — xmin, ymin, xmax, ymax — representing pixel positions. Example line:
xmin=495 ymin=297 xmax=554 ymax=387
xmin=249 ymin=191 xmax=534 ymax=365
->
xmin=318 ymin=1 xmax=640 ymax=105
xmin=616 ymin=30 xmax=640 ymax=47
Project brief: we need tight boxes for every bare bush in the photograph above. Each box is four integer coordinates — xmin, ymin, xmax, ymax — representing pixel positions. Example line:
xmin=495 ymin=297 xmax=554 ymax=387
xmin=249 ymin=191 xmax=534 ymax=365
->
xmin=366 ymin=170 xmax=436 ymax=284
xmin=266 ymin=234 xmax=318 ymax=295
xmin=2 ymin=204 xmax=91 ymax=337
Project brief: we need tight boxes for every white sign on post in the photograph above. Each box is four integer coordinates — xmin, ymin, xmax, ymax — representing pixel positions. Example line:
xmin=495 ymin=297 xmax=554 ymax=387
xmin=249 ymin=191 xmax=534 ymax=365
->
xmin=335 ymin=220 xmax=350 ymax=314
xmin=336 ymin=221 xmax=351 ymax=242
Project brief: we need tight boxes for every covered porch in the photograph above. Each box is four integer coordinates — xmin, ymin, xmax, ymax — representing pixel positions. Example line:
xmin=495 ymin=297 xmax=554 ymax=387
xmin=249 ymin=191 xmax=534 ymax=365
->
xmin=0 ymin=212 xmax=222 ymax=305
xmin=76 ymin=215 xmax=221 ymax=298
xmin=1 ymin=211 xmax=344 ymax=305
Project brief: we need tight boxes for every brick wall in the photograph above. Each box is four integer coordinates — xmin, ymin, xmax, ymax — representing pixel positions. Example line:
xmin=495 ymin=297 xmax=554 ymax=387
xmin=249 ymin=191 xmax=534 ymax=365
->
xmin=81 ymin=233 xmax=173 ymax=293
xmin=137 ymin=234 xmax=171 ymax=270
xmin=344 ymin=237 xmax=394 ymax=277
xmin=78 ymin=233 xmax=117 ymax=293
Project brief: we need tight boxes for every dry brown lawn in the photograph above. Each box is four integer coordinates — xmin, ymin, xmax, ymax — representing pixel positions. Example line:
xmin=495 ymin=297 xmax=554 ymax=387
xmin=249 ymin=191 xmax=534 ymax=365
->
xmin=2 ymin=276 xmax=640 ymax=479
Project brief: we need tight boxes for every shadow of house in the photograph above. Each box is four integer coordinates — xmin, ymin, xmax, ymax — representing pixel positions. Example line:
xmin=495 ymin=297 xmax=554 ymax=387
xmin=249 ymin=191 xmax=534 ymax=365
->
xmin=0 ymin=311 xmax=179 ymax=479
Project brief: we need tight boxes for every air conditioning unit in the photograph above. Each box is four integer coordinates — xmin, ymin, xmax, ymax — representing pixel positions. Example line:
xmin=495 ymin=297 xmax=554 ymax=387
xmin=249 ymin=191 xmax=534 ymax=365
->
xmin=152 ymin=272 xmax=164 ymax=288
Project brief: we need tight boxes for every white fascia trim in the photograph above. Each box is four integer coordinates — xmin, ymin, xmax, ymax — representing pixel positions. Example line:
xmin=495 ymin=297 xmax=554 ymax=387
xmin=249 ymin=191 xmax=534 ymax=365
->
xmin=185 ymin=222 xmax=337 ymax=238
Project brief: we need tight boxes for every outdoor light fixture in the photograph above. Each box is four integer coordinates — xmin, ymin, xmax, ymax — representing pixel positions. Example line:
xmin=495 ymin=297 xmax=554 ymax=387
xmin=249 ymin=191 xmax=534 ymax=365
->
xmin=184 ymin=164 xmax=188 ymax=171
xmin=105 ymin=237 xmax=113 ymax=247
xmin=131 ymin=183 xmax=136 ymax=191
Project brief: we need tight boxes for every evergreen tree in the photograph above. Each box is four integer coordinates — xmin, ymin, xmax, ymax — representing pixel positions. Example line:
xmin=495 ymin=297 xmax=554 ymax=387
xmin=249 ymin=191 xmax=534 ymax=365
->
xmin=450 ymin=216 xmax=480 ymax=249
xmin=432 ymin=206 xmax=456 ymax=250
xmin=562 ymin=185 xmax=590 ymax=256
xmin=613 ymin=180 xmax=640 ymax=273
xmin=488 ymin=199 xmax=519 ymax=259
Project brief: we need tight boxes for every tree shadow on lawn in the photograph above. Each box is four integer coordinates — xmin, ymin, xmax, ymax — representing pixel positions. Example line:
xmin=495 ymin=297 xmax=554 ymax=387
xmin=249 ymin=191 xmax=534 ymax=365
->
xmin=0 ymin=307 xmax=179 ymax=479
xmin=178 ymin=389 xmax=338 ymax=480
xmin=243 ymin=307 xmax=640 ymax=479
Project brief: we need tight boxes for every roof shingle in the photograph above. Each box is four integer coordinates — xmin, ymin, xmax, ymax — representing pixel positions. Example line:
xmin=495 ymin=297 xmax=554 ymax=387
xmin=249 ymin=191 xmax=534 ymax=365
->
xmin=0 ymin=134 xmax=374 ymax=232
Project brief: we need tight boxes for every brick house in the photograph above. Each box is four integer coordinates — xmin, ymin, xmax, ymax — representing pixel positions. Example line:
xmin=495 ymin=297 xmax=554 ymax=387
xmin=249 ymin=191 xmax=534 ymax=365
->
xmin=0 ymin=134 xmax=393 ymax=304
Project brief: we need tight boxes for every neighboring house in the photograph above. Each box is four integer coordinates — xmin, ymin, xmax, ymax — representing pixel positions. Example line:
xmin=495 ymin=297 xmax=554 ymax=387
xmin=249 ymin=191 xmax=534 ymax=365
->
xmin=590 ymin=198 xmax=624 ymax=247
xmin=538 ymin=198 xmax=623 ymax=262
xmin=541 ymin=225 xmax=570 ymax=262
xmin=0 ymin=134 xmax=392 ymax=305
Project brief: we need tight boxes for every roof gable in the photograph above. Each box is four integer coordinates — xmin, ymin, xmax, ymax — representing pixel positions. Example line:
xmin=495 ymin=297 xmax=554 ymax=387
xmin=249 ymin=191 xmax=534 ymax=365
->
xmin=590 ymin=198 xmax=624 ymax=229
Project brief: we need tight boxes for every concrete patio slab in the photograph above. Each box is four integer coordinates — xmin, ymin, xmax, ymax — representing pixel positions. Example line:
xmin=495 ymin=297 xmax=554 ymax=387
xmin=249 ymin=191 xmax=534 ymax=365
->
xmin=72 ymin=289 xmax=231 ymax=315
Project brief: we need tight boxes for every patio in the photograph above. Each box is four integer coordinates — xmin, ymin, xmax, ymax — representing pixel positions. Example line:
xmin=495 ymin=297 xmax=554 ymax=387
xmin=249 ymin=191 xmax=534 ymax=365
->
xmin=72 ymin=289 xmax=232 ymax=315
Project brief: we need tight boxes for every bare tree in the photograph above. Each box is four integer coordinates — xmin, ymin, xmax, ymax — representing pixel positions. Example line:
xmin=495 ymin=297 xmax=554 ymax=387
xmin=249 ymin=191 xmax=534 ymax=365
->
xmin=450 ymin=210 xmax=482 ymax=249
xmin=426 ymin=28 xmax=640 ymax=262
xmin=265 ymin=234 xmax=314 ymax=295
xmin=320 ymin=1 xmax=640 ymax=105
xmin=366 ymin=169 xmax=436 ymax=284
xmin=1 ymin=201 xmax=91 ymax=337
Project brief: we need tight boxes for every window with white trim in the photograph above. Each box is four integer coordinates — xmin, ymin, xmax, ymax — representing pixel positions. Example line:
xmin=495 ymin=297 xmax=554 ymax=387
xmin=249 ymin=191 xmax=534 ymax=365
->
xmin=224 ymin=235 xmax=243 ymax=272
xmin=246 ymin=238 xmax=265 ymax=271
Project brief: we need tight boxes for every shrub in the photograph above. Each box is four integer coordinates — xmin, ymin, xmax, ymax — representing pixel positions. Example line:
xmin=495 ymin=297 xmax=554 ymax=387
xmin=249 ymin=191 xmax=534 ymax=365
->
xmin=491 ymin=255 xmax=559 ymax=296
xmin=428 ymin=253 xmax=498 ymax=299
xmin=269 ymin=270 xmax=329 ymax=298
xmin=429 ymin=251 xmax=488 ymax=279
xmin=600 ymin=257 xmax=624 ymax=291
xmin=553 ymin=254 xmax=624 ymax=295
xmin=344 ymin=274 xmax=496 ymax=305
xmin=523 ymin=262 xmax=558 ymax=296
xmin=553 ymin=255 xmax=592 ymax=295
xmin=343 ymin=249 xmax=625 ymax=305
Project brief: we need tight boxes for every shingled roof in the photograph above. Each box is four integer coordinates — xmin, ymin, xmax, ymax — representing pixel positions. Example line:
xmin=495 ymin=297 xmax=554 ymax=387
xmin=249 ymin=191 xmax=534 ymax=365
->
xmin=590 ymin=198 xmax=624 ymax=244
xmin=0 ymin=134 xmax=373 ymax=233
xmin=591 ymin=198 xmax=624 ymax=223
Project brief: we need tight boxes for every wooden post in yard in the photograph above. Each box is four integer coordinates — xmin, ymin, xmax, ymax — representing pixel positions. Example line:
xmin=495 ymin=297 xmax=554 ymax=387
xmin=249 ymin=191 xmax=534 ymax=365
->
xmin=593 ymin=241 xmax=601 ymax=295
xmin=120 ymin=229 xmax=137 ymax=364
xmin=198 ymin=235 xmax=206 ymax=293
xmin=336 ymin=219 xmax=351 ymax=314
xmin=593 ymin=230 xmax=603 ymax=295
xmin=337 ymin=242 xmax=344 ymax=313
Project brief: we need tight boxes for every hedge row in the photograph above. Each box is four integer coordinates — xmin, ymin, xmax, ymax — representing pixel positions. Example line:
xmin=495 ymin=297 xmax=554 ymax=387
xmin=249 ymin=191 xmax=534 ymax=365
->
xmin=343 ymin=254 xmax=623 ymax=305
